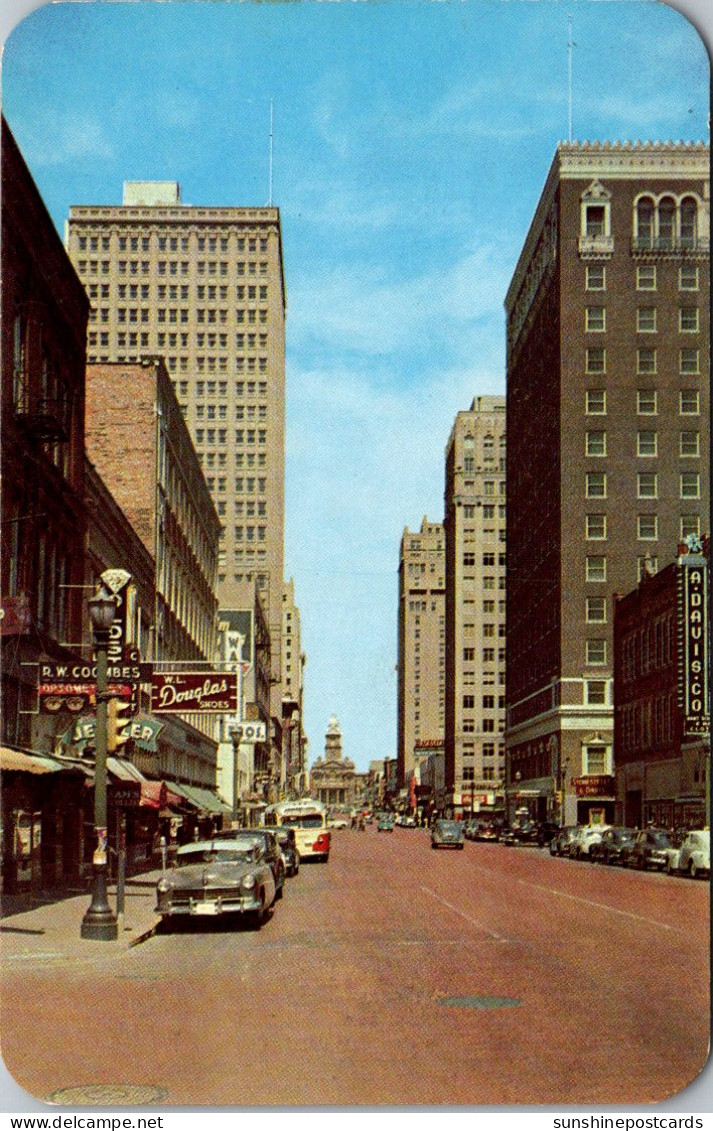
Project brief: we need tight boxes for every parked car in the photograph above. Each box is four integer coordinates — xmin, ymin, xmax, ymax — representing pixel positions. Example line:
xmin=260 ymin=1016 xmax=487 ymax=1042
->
xmin=676 ymin=830 xmax=710 ymax=879
xmin=569 ymin=825 xmax=611 ymax=860
xmin=500 ymin=820 xmax=539 ymax=846
xmin=155 ymin=837 xmax=276 ymax=927
xmin=549 ymin=826 xmax=577 ymax=856
xmin=590 ymin=827 xmax=637 ymax=866
xmin=261 ymin=825 xmax=300 ymax=877
xmin=431 ymin=819 xmax=465 ymax=849
xmin=623 ymin=828 xmax=676 ymax=871
xmin=535 ymin=821 xmax=560 ymax=848
xmin=377 ymin=815 xmax=395 ymax=832
xmin=475 ymin=820 xmax=501 ymax=841
xmin=217 ymin=827 xmax=286 ymax=896
xmin=463 ymin=819 xmax=480 ymax=840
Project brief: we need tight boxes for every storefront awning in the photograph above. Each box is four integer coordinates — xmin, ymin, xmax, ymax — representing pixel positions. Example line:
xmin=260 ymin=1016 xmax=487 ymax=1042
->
xmin=107 ymin=757 xmax=147 ymax=783
xmin=174 ymin=784 xmax=231 ymax=815
xmin=1 ymin=746 xmax=78 ymax=775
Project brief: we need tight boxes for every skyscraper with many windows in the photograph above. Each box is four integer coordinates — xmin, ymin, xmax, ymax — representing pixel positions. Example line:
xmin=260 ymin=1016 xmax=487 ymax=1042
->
xmin=444 ymin=396 xmax=507 ymax=813
xmin=66 ymin=182 xmax=287 ymax=727
xmin=504 ymin=142 xmax=709 ymax=826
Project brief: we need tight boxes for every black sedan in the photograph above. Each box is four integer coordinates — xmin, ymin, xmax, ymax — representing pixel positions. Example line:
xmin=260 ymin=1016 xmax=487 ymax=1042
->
xmin=590 ymin=826 xmax=637 ymax=866
xmin=623 ymin=828 xmax=676 ymax=871
xmin=261 ymin=825 xmax=300 ymax=877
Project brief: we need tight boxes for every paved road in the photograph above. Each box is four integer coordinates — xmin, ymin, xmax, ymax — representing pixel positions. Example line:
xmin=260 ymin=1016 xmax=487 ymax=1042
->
xmin=1 ymin=826 xmax=708 ymax=1106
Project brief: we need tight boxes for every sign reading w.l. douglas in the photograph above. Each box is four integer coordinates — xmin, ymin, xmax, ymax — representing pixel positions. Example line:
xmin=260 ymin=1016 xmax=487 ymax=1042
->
xmin=678 ymin=554 xmax=709 ymax=737
xmin=151 ymin=671 xmax=239 ymax=713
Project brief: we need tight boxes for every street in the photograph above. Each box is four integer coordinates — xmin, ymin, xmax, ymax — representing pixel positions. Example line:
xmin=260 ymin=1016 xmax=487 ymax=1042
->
xmin=1 ymin=824 xmax=709 ymax=1107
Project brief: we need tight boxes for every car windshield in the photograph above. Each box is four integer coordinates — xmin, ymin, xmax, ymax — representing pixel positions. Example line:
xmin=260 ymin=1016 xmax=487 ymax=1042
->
xmin=177 ymin=848 xmax=255 ymax=867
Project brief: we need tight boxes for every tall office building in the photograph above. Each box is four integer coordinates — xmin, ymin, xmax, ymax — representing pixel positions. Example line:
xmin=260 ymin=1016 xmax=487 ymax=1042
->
xmin=397 ymin=518 xmax=445 ymax=788
xmin=444 ymin=397 xmax=507 ymax=813
xmin=504 ymin=142 xmax=709 ymax=826
xmin=66 ymin=183 xmax=287 ymax=729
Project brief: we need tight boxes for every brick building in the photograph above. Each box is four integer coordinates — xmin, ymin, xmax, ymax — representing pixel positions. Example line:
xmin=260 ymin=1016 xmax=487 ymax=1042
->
xmin=1 ymin=117 xmax=91 ymax=890
xmin=613 ymin=538 xmax=709 ymax=831
xmin=504 ymin=142 xmax=709 ymax=826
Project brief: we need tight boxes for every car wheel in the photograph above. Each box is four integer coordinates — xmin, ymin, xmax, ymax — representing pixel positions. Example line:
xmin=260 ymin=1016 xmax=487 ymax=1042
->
xmin=458 ymin=843 xmax=464 ymax=850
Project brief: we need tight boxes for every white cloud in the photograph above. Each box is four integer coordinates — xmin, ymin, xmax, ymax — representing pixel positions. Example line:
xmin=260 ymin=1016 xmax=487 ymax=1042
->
xmin=13 ymin=109 xmax=114 ymax=166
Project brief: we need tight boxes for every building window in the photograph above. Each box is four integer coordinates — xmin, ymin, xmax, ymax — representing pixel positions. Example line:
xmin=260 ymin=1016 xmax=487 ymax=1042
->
xmin=680 ymin=390 xmax=700 ymax=415
xmin=586 ymin=473 xmax=607 ymax=498
xmin=586 ymin=431 xmax=607 ymax=457
xmin=585 ymin=680 xmax=608 ymax=706
xmin=680 ymin=472 xmax=700 ymax=499
xmin=680 ymin=431 xmax=700 ymax=458
xmin=584 ymin=743 xmax=610 ymax=775
xmin=637 ymin=307 xmax=657 ymax=333
xmin=679 ymin=307 xmax=699 ymax=333
xmin=586 ymin=307 xmax=606 ymax=332
xmin=637 ymin=265 xmax=657 ymax=291
xmin=637 ymin=472 xmax=658 ymax=499
xmin=586 ymin=265 xmax=606 ymax=290
xmin=680 ymin=348 xmax=699 ymax=375
xmin=586 ymin=597 xmax=607 ymax=623
xmin=637 ymin=515 xmax=658 ymax=540
xmin=637 ymin=431 xmax=657 ymax=457
xmin=584 ymin=204 xmax=607 ymax=236
xmin=637 ymin=348 xmax=657 ymax=374
xmin=681 ymin=515 xmax=701 ymax=539
xmin=586 ymin=514 xmax=607 ymax=540
xmin=586 ymin=390 xmax=606 ymax=415
xmin=679 ymin=265 xmax=699 ymax=291
xmin=586 ymin=639 xmax=607 ymax=665
xmin=586 ymin=347 xmax=606 ymax=374
xmin=463 ymin=695 xmax=475 ymax=709
xmin=637 ymin=390 xmax=657 ymax=415
xmin=586 ymin=556 xmax=607 ymax=582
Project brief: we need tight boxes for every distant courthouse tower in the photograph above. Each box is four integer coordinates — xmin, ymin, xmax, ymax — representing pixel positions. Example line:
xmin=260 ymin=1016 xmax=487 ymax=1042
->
xmin=504 ymin=142 xmax=710 ymax=827
xmin=65 ymin=182 xmax=287 ymax=727
xmin=397 ymin=518 xmax=445 ymax=787
xmin=444 ymin=396 xmax=507 ymax=815
xmin=310 ymin=716 xmax=356 ymax=807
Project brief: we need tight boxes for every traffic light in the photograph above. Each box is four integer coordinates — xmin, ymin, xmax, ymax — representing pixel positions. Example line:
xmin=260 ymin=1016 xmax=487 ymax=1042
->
xmin=107 ymin=697 xmax=131 ymax=753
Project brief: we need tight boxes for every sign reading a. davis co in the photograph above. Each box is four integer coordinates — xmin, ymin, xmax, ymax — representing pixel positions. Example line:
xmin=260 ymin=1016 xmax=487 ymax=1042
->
xmin=678 ymin=554 xmax=709 ymax=737
xmin=151 ymin=672 xmax=239 ymax=714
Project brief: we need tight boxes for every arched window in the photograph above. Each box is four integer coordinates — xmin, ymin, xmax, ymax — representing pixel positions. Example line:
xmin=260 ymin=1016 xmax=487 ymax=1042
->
xmin=636 ymin=197 xmax=655 ymax=246
xmin=680 ymin=197 xmax=698 ymax=248
xmin=658 ymin=197 xmax=676 ymax=248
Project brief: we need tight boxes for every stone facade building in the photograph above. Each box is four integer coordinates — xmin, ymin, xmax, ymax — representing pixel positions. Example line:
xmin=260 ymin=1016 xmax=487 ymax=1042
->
xmin=310 ymin=716 xmax=356 ymax=808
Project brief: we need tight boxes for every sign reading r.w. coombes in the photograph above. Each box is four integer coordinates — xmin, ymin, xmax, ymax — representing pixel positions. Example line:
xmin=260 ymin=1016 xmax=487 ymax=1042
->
xmin=150 ymin=672 xmax=239 ymax=713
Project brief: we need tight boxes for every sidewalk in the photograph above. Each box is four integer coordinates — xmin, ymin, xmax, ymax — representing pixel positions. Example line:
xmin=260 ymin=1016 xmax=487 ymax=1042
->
xmin=0 ymin=869 xmax=163 ymax=963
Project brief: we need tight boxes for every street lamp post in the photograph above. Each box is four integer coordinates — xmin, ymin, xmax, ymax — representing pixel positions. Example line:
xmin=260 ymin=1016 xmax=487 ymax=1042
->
xmin=81 ymin=588 xmax=119 ymax=941
xmin=229 ymin=723 xmax=243 ymax=828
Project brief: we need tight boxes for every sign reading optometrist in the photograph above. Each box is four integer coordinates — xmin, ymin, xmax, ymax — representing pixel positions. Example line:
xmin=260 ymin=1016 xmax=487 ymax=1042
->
xmin=678 ymin=535 xmax=710 ymax=737
xmin=151 ymin=671 xmax=239 ymax=714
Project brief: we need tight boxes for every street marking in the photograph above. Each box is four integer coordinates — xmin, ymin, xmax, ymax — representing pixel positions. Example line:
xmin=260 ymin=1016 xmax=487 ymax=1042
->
xmin=511 ymin=877 xmax=679 ymax=932
xmin=420 ymin=887 xmax=507 ymax=942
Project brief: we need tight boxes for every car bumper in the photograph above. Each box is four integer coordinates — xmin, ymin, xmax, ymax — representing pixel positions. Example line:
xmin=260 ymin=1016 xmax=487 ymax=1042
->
xmin=156 ymin=892 xmax=264 ymax=917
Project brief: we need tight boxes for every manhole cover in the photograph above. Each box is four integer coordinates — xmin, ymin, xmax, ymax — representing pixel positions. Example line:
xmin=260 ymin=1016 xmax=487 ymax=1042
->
xmin=47 ymin=1084 xmax=168 ymax=1106
xmin=438 ymin=994 xmax=521 ymax=1010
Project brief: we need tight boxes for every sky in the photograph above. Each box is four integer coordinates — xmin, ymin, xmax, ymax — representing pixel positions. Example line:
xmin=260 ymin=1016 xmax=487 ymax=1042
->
xmin=1 ymin=0 xmax=709 ymax=773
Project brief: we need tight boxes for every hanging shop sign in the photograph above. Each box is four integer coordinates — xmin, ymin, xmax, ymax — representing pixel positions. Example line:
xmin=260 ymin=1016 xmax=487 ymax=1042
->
xmin=151 ymin=672 xmax=239 ymax=714
xmin=39 ymin=681 xmax=137 ymax=716
xmin=678 ymin=549 xmax=710 ymax=737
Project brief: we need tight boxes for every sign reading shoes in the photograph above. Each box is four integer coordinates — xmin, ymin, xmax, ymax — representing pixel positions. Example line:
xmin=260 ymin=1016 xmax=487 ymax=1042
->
xmin=151 ymin=672 xmax=239 ymax=714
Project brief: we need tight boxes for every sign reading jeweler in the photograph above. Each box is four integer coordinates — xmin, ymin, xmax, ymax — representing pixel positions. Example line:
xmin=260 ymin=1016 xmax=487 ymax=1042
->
xmin=151 ymin=672 xmax=239 ymax=714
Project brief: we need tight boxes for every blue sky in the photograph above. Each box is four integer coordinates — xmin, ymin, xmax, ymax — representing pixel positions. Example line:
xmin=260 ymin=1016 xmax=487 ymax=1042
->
xmin=2 ymin=0 xmax=709 ymax=772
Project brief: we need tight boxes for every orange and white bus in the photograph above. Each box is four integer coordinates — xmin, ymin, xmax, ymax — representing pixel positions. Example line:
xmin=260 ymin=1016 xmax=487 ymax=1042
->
xmin=263 ymin=799 xmax=331 ymax=862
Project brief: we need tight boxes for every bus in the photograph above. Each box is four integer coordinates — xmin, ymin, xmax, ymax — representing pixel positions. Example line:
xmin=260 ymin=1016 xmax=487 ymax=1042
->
xmin=263 ymin=799 xmax=331 ymax=862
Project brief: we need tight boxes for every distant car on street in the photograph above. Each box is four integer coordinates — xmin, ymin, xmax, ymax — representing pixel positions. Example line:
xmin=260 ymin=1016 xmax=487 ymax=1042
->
xmin=623 ymin=828 xmax=676 ymax=871
xmin=500 ymin=820 xmax=539 ymax=847
xmin=431 ymin=819 xmax=465 ymax=849
xmin=590 ymin=827 xmax=637 ymax=866
xmin=155 ymin=837 xmax=276 ymax=928
xmin=569 ymin=825 xmax=610 ymax=860
xmin=378 ymin=815 xmax=395 ymax=832
xmin=676 ymin=830 xmax=710 ymax=879
xmin=549 ymin=826 xmax=577 ymax=856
